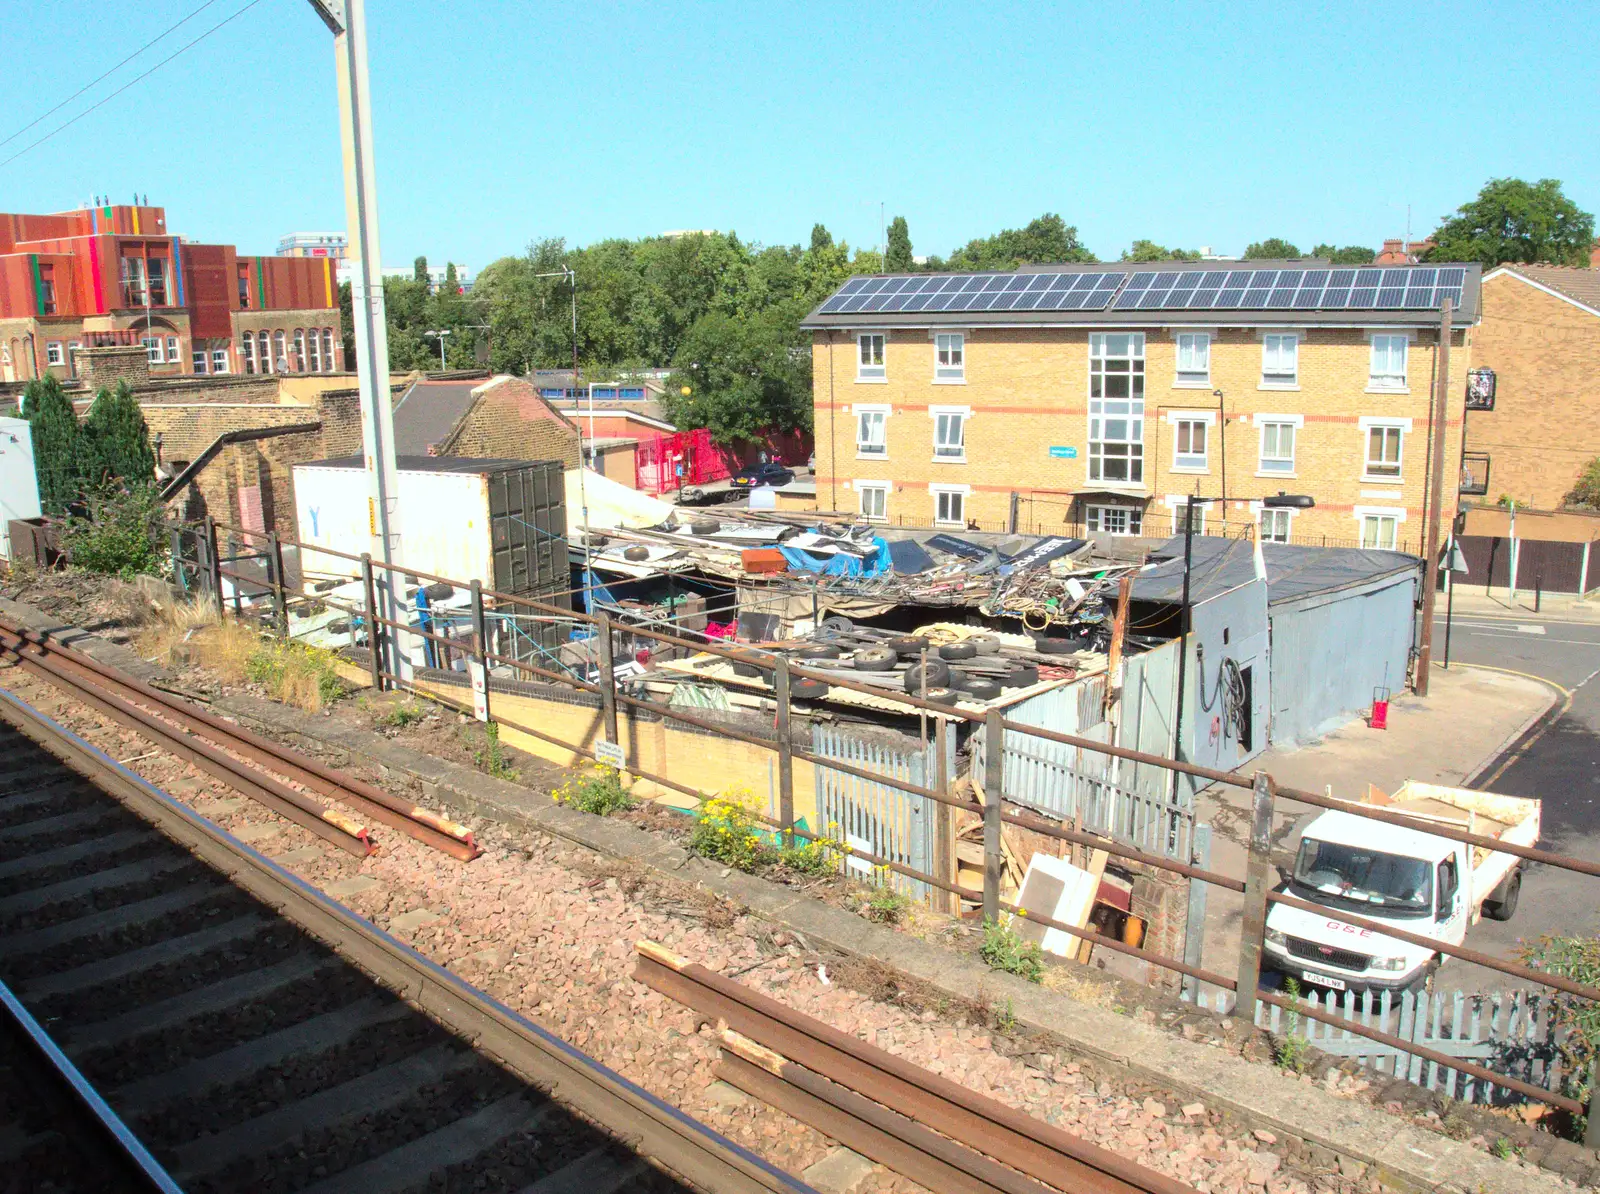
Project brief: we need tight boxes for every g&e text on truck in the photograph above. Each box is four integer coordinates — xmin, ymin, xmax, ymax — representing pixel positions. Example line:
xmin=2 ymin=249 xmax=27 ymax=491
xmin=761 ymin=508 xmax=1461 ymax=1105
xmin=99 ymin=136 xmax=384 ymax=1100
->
xmin=1263 ymin=782 xmax=1538 ymax=995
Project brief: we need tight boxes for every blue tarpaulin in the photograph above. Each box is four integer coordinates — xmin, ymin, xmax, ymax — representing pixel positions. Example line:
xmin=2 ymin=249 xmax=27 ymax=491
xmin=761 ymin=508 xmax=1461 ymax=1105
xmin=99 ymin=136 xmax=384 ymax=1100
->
xmin=780 ymin=537 xmax=893 ymax=579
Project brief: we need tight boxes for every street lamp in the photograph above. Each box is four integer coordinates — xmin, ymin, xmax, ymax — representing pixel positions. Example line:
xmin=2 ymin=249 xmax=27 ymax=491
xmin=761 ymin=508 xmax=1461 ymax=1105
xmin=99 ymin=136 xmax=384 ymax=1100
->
xmin=424 ymin=329 xmax=451 ymax=371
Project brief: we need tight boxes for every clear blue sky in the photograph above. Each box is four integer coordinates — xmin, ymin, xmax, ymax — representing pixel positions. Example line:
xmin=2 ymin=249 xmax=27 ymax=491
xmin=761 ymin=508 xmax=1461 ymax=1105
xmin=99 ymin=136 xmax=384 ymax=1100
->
xmin=1 ymin=0 xmax=1592 ymax=269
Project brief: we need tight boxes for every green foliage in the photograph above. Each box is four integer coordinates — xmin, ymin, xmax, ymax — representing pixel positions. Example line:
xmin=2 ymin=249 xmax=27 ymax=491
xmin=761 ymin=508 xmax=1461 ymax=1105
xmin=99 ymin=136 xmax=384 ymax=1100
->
xmin=379 ymin=700 xmax=429 ymax=728
xmin=58 ymin=483 xmax=165 ymax=578
xmin=338 ymin=281 xmax=355 ymax=365
xmin=1311 ymin=243 xmax=1376 ymax=265
xmin=475 ymin=719 xmax=518 ymax=780
xmin=443 ymin=262 xmax=459 ymax=296
xmin=1243 ymin=238 xmax=1303 ymax=260
xmin=864 ymin=887 xmax=912 ymax=924
xmin=689 ymin=794 xmax=767 ymax=871
xmin=979 ymin=916 xmax=1043 ymax=983
xmin=885 ymin=216 xmax=914 ymax=271
xmin=1273 ymin=977 xmax=1313 ymax=1073
xmin=414 ymin=255 xmax=429 ymax=283
xmin=945 ymin=214 xmax=1094 ymax=271
xmin=1562 ymin=457 xmax=1600 ymax=510
xmin=243 ymin=638 xmax=345 ymax=710
xmin=81 ymin=382 xmax=155 ymax=489
xmin=992 ymin=997 xmax=1018 ymax=1034
xmin=551 ymin=765 xmax=634 ymax=816
xmin=22 ymin=374 xmax=82 ymax=515
xmin=1517 ymin=934 xmax=1598 ymax=1130
xmin=775 ymin=834 xmax=837 ymax=877
xmin=809 ymin=223 xmax=834 ymax=252
xmin=1121 ymin=240 xmax=1200 ymax=262
xmin=1490 ymin=1137 xmax=1521 ymax=1159
xmin=662 ymin=303 xmax=813 ymax=444
xmin=1427 ymin=178 xmax=1595 ymax=268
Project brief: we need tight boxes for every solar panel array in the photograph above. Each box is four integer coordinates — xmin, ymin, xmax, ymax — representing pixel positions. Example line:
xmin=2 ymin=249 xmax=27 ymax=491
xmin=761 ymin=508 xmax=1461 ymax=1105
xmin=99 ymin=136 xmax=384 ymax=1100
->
xmin=816 ymin=271 xmax=1127 ymax=315
xmin=816 ymin=266 xmax=1466 ymax=317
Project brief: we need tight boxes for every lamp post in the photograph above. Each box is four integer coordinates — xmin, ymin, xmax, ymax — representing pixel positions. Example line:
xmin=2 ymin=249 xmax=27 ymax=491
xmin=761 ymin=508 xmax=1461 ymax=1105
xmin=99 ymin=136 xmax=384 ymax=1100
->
xmin=424 ymin=329 xmax=452 ymax=370
xmin=1169 ymin=492 xmax=1314 ymax=801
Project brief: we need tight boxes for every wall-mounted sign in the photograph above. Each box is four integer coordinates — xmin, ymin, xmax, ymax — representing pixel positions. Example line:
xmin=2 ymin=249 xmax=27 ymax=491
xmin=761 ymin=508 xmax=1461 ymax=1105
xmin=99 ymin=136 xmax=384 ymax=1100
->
xmin=1465 ymin=367 xmax=1496 ymax=411
xmin=1048 ymin=445 xmax=1078 ymax=459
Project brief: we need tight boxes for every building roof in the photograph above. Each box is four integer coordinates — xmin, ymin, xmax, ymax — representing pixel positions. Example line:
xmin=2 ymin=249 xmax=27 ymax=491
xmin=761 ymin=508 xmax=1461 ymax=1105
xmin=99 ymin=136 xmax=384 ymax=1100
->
xmin=1131 ymin=536 xmax=1421 ymax=606
xmin=1485 ymin=264 xmax=1600 ymax=317
xmin=802 ymin=261 xmax=1482 ymax=331
xmin=390 ymin=380 xmax=481 ymax=454
xmin=300 ymin=454 xmax=559 ymax=474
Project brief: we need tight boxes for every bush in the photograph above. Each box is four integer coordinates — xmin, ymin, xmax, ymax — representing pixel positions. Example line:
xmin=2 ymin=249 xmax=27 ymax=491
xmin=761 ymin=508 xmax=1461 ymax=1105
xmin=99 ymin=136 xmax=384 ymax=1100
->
xmin=59 ymin=483 xmax=166 ymax=579
xmin=1564 ymin=458 xmax=1600 ymax=510
xmin=243 ymin=639 xmax=345 ymax=711
xmin=1518 ymin=933 xmax=1599 ymax=1134
xmin=552 ymin=765 xmax=634 ymax=816
xmin=979 ymin=916 xmax=1043 ymax=983
xmin=378 ymin=700 xmax=429 ymax=728
xmin=775 ymin=834 xmax=837 ymax=877
xmin=689 ymin=793 xmax=767 ymax=871
xmin=864 ymin=887 xmax=912 ymax=925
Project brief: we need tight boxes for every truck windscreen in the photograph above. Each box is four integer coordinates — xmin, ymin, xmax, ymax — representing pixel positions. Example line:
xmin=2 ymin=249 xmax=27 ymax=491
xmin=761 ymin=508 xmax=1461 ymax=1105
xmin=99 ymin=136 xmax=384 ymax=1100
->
xmin=1291 ymin=839 xmax=1433 ymax=916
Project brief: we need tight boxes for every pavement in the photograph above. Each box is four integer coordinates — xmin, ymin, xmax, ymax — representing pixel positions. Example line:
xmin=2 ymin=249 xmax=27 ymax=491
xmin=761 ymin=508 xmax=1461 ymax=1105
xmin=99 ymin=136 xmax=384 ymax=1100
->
xmin=1435 ymin=584 xmax=1600 ymax=624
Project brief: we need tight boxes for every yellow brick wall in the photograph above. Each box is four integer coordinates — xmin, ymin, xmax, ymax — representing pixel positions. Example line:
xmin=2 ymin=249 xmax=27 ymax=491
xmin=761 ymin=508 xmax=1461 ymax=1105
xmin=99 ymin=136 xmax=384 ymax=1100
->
xmin=1466 ymin=275 xmax=1600 ymax=510
xmin=812 ymin=322 xmax=1470 ymax=552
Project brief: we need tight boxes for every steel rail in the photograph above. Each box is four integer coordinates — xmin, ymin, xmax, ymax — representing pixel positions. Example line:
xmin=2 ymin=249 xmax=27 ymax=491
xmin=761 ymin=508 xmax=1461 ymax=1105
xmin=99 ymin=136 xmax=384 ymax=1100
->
xmin=0 ymin=619 xmax=477 ymax=861
xmin=0 ymin=688 xmax=817 ymax=1194
xmin=635 ymin=942 xmax=1195 ymax=1194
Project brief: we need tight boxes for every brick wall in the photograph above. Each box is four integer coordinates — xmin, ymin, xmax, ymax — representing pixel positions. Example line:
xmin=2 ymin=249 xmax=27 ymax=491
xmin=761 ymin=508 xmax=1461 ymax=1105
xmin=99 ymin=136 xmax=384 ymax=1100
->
xmin=813 ymin=322 xmax=1469 ymax=551
xmin=1467 ymin=275 xmax=1600 ymax=509
xmin=77 ymin=345 xmax=150 ymax=388
xmin=441 ymin=376 xmax=581 ymax=466
xmin=317 ymin=390 xmax=364 ymax=456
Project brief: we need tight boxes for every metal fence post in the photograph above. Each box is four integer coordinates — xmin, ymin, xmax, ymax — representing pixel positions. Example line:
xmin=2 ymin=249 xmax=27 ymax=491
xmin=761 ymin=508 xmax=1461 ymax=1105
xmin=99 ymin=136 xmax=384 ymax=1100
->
xmin=267 ymin=531 xmax=288 ymax=637
xmin=204 ymin=516 xmax=224 ymax=619
xmin=1180 ymin=823 xmax=1212 ymax=1003
xmin=360 ymin=553 xmax=384 ymax=692
xmin=596 ymin=615 xmax=619 ymax=746
xmin=983 ymin=708 xmax=1004 ymax=924
xmin=1234 ymin=772 xmax=1276 ymax=1020
xmin=774 ymin=655 xmax=794 ymax=835
xmin=470 ymin=579 xmax=492 ymax=724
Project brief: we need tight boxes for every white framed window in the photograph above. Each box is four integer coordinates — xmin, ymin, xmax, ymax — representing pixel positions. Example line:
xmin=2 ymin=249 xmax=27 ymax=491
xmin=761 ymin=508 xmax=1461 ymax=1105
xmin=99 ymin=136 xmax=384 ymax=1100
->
xmin=192 ymin=349 xmax=207 ymax=374
xmin=1086 ymin=505 xmax=1142 ymax=537
xmin=258 ymin=330 xmax=272 ymax=373
xmin=931 ymin=405 xmax=967 ymax=461
xmin=856 ymin=332 xmax=886 ymax=381
xmin=1261 ymin=333 xmax=1299 ymax=387
xmin=273 ymin=329 xmax=287 ymax=371
xmin=308 ymin=328 xmax=322 ymax=372
xmin=1175 ymin=332 xmax=1210 ymax=385
xmin=142 ymin=336 xmax=162 ymax=364
xmin=67 ymin=341 xmax=80 ymax=376
xmin=1364 ymin=424 xmax=1404 ymax=480
xmin=212 ymin=348 xmax=229 ymax=374
xmin=934 ymin=332 xmax=964 ymax=381
xmin=1170 ymin=499 xmax=1206 ymax=535
xmin=1258 ymin=507 xmax=1294 ymax=543
xmin=855 ymin=404 xmax=888 ymax=458
xmin=1088 ymin=333 xmax=1145 ymax=484
xmin=45 ymin=341 xmax=64 ymax=366
xmin=1258 ymin=416 xmax=1300 ymax=475
xmin=1369 ymin=334 xmax=1408 ymax=391
xmin=858 ymin=482 xmax=888 ymax=521
xmin=166 ymin=335 xmax=179 ymax=364
xmin=321 ymin=328 xmax=335 ymax=370
xmin=241 ymin=335 xmax=256 ymax=374
xmin=932 ymin=486 xmax=967 ymax=527
xmin=1356 ymin=508 xmax=1403 ymax=550
xmin=1173 ymin=418 xmax=1208 ymax=471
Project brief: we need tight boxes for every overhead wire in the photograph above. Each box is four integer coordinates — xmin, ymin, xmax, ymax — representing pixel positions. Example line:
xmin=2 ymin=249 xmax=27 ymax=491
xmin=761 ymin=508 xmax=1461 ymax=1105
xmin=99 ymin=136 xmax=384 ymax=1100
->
xmin=0 ymin=0 xmax=267 ymax=170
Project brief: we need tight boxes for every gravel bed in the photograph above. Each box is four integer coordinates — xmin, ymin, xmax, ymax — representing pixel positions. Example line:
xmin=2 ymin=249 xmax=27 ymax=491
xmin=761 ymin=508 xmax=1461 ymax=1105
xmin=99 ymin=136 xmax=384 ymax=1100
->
xmin=425 ymin=1118 xmax=665 ymax=1194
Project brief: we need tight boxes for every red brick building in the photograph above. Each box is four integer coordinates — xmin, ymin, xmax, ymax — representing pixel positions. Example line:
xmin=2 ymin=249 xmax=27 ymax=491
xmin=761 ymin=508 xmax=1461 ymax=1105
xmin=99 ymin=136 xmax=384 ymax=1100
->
xmin=0 ymin=202 xmax=342 ymax=384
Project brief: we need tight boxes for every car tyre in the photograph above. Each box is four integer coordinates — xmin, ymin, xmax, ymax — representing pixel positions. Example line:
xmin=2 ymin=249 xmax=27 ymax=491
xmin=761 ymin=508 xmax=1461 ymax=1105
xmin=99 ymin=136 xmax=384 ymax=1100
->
xmin=888 ymin=635 xmax=931 ymax=657
xmin=902 ymin=660 xmax=951 ymax=694
xmin=853 ymin=646 xmax=899 ymax=672
xmin=956 ymin=677 xmax=1003 ymax=701
xmin=939 ymin=642 xmax=978 ymax=661
xmin=790 ymin=677 xmax=830 ymax=700
xmin=688 ymin=518 xmax=721 ymax=535
xmin=622 ymin=545 xmax=650 ymax=561
xmin=1483 ymin=868 xmax=1521 ymax=921
xmin=797 ymin=643 xmax=843 ymax=660
xmin=966 ymin=634 xmax=1002 ymax=655
xmin=921 ymin=687 xmax=961 ymax=706
xmin=1033 ymin=637 xmax=1074 ymax=655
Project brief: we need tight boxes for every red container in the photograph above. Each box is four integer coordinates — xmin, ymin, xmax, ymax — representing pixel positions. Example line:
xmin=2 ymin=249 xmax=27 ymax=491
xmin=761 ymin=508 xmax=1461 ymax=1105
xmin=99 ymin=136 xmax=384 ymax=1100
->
xmin=1370 ymin=698 xmax=1389 ymax=729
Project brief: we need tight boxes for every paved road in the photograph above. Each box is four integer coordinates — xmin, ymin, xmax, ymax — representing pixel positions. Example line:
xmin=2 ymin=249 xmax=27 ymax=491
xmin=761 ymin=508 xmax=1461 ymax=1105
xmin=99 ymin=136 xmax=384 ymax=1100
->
xmin=1430 ymin=610 xmax=1600 ymax=992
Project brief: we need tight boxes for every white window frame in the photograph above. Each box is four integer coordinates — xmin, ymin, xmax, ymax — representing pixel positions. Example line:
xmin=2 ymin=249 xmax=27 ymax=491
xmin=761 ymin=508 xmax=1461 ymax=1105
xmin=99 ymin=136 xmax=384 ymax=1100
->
xmin=1257 ymin=413 xmax=1303 ymax=477
xmin=930 ymin=484 xmax=969 ymax=528
xmin=45 ymin=340 xmax=64 ymax=366
xmin=857 ymin=481 xmax=889 ymax=522
xmin=166 ymin=335 xmax=179 ymax=364
xmin=192 ymin=349 xmax=207 ymax=374
xmin=1085 ymin=504 xmax=1143 ymax=537
xmin=933 ymin=331 xmax=965 ymax=382
xmin=1256 ymin=505 xmax=1295 ymax=543
xmin=1088 ymin=332 xmax=1146 ymax=485
xmin=1359 ymin=416 xmax=1411 ymax=483
xmin=67 ymin=341 xmax=80 ymax=376
xmin=1354 ymin=505 xmax=1406 ymax=550
xmin=1174 ymin=332 xmax=1211 ymax=387
xmin=142 ymin=336 xmax=162 ymax=364
xmin=1368 ymin=333 xmax=1409 ymax=392
xmin=1260 ymin=332 xmax=1299 ymax=389
xmin=1166 ymin=410 xmax=1214 ymax=473
xmin=1167 ymin=495 xmax=1207 ymax=536
xmin=321 ymin=328 xmax=335 ymax=371
xmin=856 ymin=332 xmax=886 ymax=382
xmin=930 ymin=404 xmax=969 ymax=462
xmin=212 ymin=348 xmax=229 ymax=374
xmin=240 ymin=335 xmax=256 ymax=374
xmin=854 ymin=403 xmax=889 ymax=459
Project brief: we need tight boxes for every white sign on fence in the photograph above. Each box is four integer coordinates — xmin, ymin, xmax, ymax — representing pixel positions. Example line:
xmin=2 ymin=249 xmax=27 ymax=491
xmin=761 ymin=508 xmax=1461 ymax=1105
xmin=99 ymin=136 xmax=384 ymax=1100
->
xmin=594 ymin=739 xmax=626 ymax=769
xmin=467 ymin=661 xmax=488 ymax=722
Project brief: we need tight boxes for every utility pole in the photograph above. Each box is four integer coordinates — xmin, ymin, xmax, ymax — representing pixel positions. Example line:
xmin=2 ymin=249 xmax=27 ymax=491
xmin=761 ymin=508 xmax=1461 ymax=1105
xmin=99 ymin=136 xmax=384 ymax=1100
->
xmin=1414 ymin=297 xmax=1453 ymax=696
xmin=307 ymin=0 xmax=406 ymax=682
xmin=425 ymin=329 xmax=452 ymax=370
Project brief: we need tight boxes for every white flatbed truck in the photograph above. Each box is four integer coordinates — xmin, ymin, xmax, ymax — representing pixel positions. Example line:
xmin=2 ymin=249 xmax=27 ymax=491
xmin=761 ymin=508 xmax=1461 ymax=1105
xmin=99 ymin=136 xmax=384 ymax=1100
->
xmin=1263 ymin=782 xmax=1539 ymax=995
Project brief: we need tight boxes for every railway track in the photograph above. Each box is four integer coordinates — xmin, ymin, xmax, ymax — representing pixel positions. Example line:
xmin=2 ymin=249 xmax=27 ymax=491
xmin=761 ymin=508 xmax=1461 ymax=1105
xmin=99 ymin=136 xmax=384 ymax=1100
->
xmin=0 ymin=686 xmax=815 ymax=1194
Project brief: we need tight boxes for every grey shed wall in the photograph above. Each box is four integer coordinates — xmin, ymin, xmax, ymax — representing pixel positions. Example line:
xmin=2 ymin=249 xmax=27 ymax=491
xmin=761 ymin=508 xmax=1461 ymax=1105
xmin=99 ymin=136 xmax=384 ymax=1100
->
xmin=1267 ymin=570 xmax=1417 ymax=745
xmin=1180 ymin=577 xmax=1270 ymax=798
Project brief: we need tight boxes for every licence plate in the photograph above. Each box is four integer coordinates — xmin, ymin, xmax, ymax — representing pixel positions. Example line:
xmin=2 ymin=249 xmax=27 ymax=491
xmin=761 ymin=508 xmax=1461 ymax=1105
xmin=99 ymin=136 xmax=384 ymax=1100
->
xmin=1301 ymin=970 xmax=1346 ymax=990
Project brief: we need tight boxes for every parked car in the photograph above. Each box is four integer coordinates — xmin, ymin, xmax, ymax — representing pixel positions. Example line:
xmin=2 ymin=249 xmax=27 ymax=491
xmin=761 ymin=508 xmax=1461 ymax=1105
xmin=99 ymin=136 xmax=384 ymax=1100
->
xmin=729 ymin=462 xmax=794 ymax=489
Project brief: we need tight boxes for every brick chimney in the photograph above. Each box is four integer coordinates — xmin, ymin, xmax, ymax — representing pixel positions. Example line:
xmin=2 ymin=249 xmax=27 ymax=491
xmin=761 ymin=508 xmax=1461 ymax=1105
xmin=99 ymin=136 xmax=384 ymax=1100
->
xmin=1376 ymin=239 xmax=1406 ymax=264
xmin=75 ymin=345 xmax=150 ymax=389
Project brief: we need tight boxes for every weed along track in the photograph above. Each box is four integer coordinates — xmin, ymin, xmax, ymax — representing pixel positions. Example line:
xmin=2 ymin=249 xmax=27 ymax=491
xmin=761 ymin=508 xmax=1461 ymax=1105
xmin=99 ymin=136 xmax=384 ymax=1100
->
xmin=0 ymin=687 xmax=813 ymax=1194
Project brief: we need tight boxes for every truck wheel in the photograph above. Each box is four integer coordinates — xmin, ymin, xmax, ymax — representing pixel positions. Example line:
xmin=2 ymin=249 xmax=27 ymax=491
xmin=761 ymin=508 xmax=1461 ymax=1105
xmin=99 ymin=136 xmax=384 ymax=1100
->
xmin=1483 ymin=869 xmax=1521 ymax=921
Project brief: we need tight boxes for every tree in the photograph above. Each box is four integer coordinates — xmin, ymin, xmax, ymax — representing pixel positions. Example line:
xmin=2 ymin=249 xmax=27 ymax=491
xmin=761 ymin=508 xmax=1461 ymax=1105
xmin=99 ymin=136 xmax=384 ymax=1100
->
xmin=1243 ymin=238 xmax=1302 ymax=259
xmin=885 ymin=216 xmax=914 ymax=271
xmin=338 ymin=281 xmax=354 ymax=366
xmin=413 ymin=255 xmax=429 ymax=285
xmin=946 ymin=214 xmax=1095 ymax=270
xmin=662 ymin=300 xmax=812 ymax=444
xmin=1121 ymin=240 xmax=1200 ymax=262
xmin=1311 ymin=243 xmax=1376 ymax=265
xmin=809 ymin=223 xmax=834 ymax=252
xmin=80 ymin=382 xmax=155 ymax=489
xmin=443 ymin=262 xmax=459 ymax=296
xmin=22 ymin=374 xmax=82 ymax=515
xmin=1565 ymin=457 xmax=1600 ymax=510
xmin=1427 ymin=177 xmax=1595 ymax=268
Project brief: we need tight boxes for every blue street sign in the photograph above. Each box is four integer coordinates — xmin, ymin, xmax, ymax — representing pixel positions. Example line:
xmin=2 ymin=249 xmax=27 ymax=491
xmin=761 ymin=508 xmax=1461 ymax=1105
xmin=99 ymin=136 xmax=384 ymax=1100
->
xmin=1048 ymin=446 xmax=1078 ymax=459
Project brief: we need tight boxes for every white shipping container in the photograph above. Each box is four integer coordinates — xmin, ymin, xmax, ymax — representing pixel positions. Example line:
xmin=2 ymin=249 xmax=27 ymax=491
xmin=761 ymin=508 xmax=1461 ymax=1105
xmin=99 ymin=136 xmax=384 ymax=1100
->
xmin=0 ymin=417 xmax=43 ymax=561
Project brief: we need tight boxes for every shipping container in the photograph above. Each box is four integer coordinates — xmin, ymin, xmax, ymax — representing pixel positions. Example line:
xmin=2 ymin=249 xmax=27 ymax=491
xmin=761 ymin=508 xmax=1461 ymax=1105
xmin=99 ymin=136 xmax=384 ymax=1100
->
xmin=0 ymin=416 xmax=43 ymax=561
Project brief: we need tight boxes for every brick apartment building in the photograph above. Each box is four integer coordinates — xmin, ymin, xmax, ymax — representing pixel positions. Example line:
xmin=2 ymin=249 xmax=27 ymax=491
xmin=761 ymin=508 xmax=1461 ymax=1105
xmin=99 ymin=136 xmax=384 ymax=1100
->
xmin=1464 ymin=265 xmax=1600 ymax=509
xmin=804 ymin=262 xmax=1479 ymax=554
xmin=0 ymin=203 xmax=343 ymax=383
